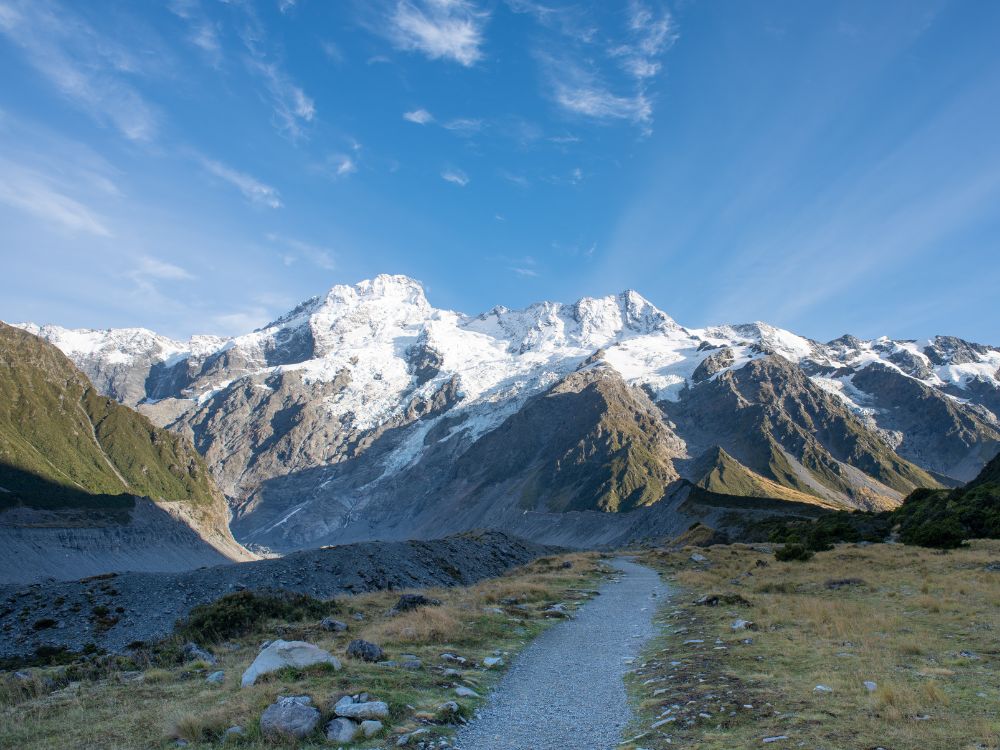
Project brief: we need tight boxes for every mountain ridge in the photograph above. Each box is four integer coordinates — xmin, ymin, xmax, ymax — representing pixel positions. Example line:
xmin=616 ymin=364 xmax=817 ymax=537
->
xmin=10 ymin=274 xmax=1000 ymax=551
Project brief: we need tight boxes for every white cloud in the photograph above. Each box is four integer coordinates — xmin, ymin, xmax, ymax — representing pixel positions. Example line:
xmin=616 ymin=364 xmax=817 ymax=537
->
xmin=553 ymin=77 xmax=651 ymax=123
xmin=403 ymin=108 xmax=435 ymax=124
xmin=334 ymin=156 xmax=357 ymax=177
xmin=510 ymin=266 xmax=538 ymax=277
xmin=442 ymin=117 xmax=483 ymax=135
xmin=499 ymin=169 xmax=529 ymax=188
xmin=0 ymin=0 xmax=158 ymax=141
xmin=278 ymin=0 xmax=297 ymax=13
xmin=0 ymin=166 xmax=111 ymax=236
xmin=389 ymin=0 xmax=488 ymax=67
xmin=266 ymin=233 xmax=336 ymax=270
xmin=201 ymin=158 xmax=282 ymax=208
xmin=213 ymin=308 xmax=271 ymax=335
xmin=248 ymin=59 xmax=316 ymax=139
xmin=132 ymin=256 xmax=194 ymax=282
xmin=610 ymin=2 xmax=677 ymax=81
xmin=441 ymin=168 xmax=469 ymax=187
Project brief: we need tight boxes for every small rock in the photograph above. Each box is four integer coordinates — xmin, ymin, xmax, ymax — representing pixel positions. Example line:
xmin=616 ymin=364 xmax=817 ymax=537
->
xmin=731 ymin=619 xmax=757 ymax=631
xmin=241 ymin=640 xmax=341 ymax=687
xmin=864 ymin=681 xmax=878 ymax=692
xmin=390 ymin=593 xmax=442 ymax=615
xmin=260 ymin=696 xmax=321 ymax=740
xmin=397 ymin=727 xmax=431 ymax=746
xmin=762 ymin=736 xmax=789 ymax=743
xmin=455 ymin=686 xmax=480 ymax=698
xmin=182 ymin=642 xmax=216 ymax=666
xmin=561 ymin=560 xmax=573 ymax=568
xmin=482 ymin=656 xmax=504 ymax=668
xmin=205 ymin=670 xmax=225 ymax=684
xmin=352 ymin=612 xmax=365 ymax=621
xmin=325 ymin=717 xmax=360 ymax=743
xmin=813 ymin=685 xmax=833 ymax=693
xmin=222 ymin=725 xmax=243 ymax=739
xmin=335 ymin=701 xmax=390 ymax=720
xmin=690 ymin=553 xmax=708 ymax=563
xmin=320 ymin=617 xmax=348 ymax=632
xmin=346 ymin=639 xmax=384 ymax=662
xmin=360 ymin=719 xmax=384 ymax=738
xmin=435 ymin=701 xmax=461 ymax=721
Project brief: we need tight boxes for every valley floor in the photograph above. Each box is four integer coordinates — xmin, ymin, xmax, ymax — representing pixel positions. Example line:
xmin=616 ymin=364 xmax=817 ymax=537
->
xmin=625 ymin=540 xmax=1000 ymax=750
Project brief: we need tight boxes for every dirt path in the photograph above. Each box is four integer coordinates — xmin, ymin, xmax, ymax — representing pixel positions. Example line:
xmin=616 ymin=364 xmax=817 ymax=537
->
xmin=454 ymin=558 xmax=667 ymax=750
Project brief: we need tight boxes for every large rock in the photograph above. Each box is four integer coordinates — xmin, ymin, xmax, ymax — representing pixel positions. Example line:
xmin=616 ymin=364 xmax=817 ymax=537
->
xmin=335 ymin=700 xmax=390 ymax=720
xmin=260 ymin=696 xmax=320 ymax=739
xmin=241 ymin=639 xmax=341 ymax=687
xmin=346 ymin=639 xmax=384 ymax=662
xmin=389 ymin=593 xmax=441 ymax=615
xmin=325 ymin=717 xmax=360 ymax=742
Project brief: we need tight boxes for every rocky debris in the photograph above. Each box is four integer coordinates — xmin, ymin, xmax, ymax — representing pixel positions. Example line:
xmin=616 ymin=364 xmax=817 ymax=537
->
xmin=0 ymin=531 xmax=554 ymax=660
xmin=205 ymin=670 xmax=225 ymax=684
xmin=346 ymin=639 xmax=384 ymax=663
xmin=320 ymin=617 xmax=348 ymax=632
xmin=542 ymin=603 xmax=570 ymax=618
xmin=389 ymin=593 xmax=442 ymax=615
xmin=260 ymin=696 xmax=321 ymax=740
xmin=396 ymin=727 xmax=431 ymax=746
xmin=241 ymin=640 xmax=341 ymax=687
xmin=730 ymin=619 xmax=757 ymax=632
xmin=983 ymin=561 xmax=1000 ymax=572
xmin=440 ymin=653 xmax=469 ymax=665
xmin=182 ymin=642 xmax=216 ymax=665
xmin=826 ymin=578 xmax=866 ymax=590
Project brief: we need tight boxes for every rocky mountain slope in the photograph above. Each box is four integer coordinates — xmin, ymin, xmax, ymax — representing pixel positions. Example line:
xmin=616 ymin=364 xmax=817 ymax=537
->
xmin=0 ymin=323 xmax=253 ymax=582
xmin=14 ymin=275 xmax=1000 ymax=550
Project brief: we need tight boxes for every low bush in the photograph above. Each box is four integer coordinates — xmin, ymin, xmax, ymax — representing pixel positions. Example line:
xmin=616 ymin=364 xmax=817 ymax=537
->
xmin=775 ymin=543 xmax=814 ymax=562
xmin=176 ymin=590 xmax=338 ymax=643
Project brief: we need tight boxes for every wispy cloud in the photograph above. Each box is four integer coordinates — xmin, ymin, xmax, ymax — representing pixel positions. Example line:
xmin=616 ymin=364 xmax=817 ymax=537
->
xmin=442 ymin=117 xmax=483 ymax=135
xmin=388 ymin=0 xmax=489 ymax=67
xmin=403 ymin=108 xmax=435 ymax=124
xmin=168 ymin=0 xmax=222 ymax=66
xmin=123 ymin=256 xmax=195 ymax=302
xmin=201 ymin=158 xmax=282 ymax=208
xmin=610 ymin=1 xmax=677 ymax=81
xmin=498 ymin=169 xmax=529 ymax=188
xmin=441 ymin=168 xmax=469 ymax=187
xmin=266 ymin=233 xmax=336 ymax=270
xmin=510 ymin=266 xmax=538 ymax=277
xmin=542 ymin=53 xmax=651 ymax=125
xmin=234 ymin=2 xmax=316 ymax=139
xmin=0 ymin=164 xmax=112 ymax=236
xmin=0 ymin=0 xmax=158 ymax=141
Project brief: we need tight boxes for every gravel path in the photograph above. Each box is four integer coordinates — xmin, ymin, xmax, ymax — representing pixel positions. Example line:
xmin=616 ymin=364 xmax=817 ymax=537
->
xmin=454 ymin=558 xmax=667 ymax=750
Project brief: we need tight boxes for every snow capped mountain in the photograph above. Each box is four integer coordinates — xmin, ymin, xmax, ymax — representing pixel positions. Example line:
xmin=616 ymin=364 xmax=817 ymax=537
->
xmin=11 ymin=274 xmax=1000 ymax=551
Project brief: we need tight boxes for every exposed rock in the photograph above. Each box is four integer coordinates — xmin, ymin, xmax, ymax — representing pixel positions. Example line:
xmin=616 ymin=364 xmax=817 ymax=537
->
xmin=346 ymin=639 xmax=384 ymax=663
xmin=320 ymin=617 xmax=348 ymax=632
xmin=335 ymin=701 xmax=390 ymax=721
xmin=455 ymin=686 xmax=480 ymax=698
xmin=205 ymin=670 xmax=225 ymax=684
xmin=482 ymin=656 xmax=504 ymax=668
xmin=183 ymin=642 xmax=216 ymax=665
xmin=325 ymin=717 xmax=360 ymax=743
xmin=241 ymin=640 xmax=341 ymax=687
xmin=389 ymin=593 xmax=442 ymax=615
xmin=360 ymin=720 xmax=384 ymax=738
xmin=259 ymin=696 xmax=320 ymax=740
xmin=730 ymin=619 xmax=757 ymax=631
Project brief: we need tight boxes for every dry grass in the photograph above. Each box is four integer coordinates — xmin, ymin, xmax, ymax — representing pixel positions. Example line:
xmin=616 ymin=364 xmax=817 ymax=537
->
xmin=625 ymin=540 xmax=1000 ymax=750
xmin=0 ymin=551 xmax=607 ymax=749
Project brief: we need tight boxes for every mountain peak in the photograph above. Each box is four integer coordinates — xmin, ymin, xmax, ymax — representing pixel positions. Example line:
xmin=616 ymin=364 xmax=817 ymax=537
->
xmin=325 ymin=274 xmax=429 ymax=308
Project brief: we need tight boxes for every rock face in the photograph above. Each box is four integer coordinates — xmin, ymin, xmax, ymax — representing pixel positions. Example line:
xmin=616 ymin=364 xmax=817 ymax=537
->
xmin=241 ymin=640 xmax=341 ymax=687
xmin=16 ymin=275 xmax=1000 ymax=551
xmin=0 ymin=323 xmax=252 ymax=584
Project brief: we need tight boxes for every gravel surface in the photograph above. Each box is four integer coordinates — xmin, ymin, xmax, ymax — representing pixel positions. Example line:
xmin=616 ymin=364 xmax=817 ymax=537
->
xmin=454 ymin=557 xmax=666 ymax=750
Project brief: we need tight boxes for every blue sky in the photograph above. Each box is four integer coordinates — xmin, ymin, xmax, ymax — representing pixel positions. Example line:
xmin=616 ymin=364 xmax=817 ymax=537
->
xmin=0 ymin=0 xmax=998 ymax=343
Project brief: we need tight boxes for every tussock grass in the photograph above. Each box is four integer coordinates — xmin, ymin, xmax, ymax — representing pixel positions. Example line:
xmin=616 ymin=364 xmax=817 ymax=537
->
xmin=626 ymin=540 xmax=1000 ymax=750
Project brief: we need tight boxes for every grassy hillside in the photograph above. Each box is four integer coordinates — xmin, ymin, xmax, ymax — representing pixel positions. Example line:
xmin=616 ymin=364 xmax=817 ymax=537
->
xmin=0 ymin=323 xmax=219 ymax=513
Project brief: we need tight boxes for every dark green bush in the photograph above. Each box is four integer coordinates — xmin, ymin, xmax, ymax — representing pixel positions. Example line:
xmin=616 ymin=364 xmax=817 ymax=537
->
xmin=775 ymin=543 xmax=814 ymax=562
xmin=176 ymin=590 xmax=338 ymax=643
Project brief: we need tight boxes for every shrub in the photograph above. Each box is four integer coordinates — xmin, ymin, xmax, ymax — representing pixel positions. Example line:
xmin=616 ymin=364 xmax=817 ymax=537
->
xmin=775 ymin=543 xmax=814 ymax=562
xmin=176 ymin=590 xmax=337 ymax=643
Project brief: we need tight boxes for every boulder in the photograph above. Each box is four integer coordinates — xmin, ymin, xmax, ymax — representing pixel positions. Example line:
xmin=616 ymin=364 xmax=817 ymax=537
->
xmin=335 ymin=700 xmax=390 ymax=720
xmin=455 ymin=686 xmax=480 ymax=698
xmin=260 ymin=696 xmax=320 ymax=740
xmin=346 ymin=639 xmax=384 ymax=662
xmin=320 ymin=617 xmax=348 ymax=632
xmin=325 ymin=717 xmax=360 ymax=743
xmin=361 ymin=720 xmax=384 ymax=738
xmin=205 ymin=670 xmax=225 ymax=684
xmin=241 ymin=640 xmax=341 ymax=687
